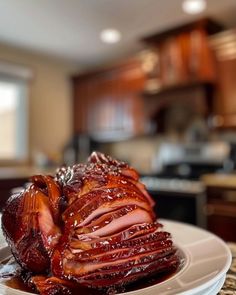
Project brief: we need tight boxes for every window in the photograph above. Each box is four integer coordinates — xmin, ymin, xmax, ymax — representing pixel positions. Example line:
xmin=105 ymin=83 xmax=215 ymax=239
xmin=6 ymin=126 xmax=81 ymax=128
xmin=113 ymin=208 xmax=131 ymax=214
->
xmin=0 ymin=77 xmax=28 ymax=162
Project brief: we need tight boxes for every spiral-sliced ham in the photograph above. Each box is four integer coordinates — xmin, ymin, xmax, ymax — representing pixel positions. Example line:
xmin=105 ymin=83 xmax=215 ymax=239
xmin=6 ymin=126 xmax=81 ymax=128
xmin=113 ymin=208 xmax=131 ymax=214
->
xmin=2 ymin=152 xmax=180 ymax=295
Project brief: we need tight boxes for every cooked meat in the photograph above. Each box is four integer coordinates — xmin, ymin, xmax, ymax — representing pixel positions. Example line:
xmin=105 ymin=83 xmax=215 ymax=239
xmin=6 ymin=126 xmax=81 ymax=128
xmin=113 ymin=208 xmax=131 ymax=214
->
xmin=2 ymin=180 xmax=61 ymax=273
xmin=2 ymin=152 xmax=179 ymax=294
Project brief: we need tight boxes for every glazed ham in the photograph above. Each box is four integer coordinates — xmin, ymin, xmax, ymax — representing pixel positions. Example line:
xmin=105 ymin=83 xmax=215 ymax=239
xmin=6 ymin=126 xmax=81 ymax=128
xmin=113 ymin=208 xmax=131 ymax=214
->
xmin=2 ymin=152 xmax=179 ymax=295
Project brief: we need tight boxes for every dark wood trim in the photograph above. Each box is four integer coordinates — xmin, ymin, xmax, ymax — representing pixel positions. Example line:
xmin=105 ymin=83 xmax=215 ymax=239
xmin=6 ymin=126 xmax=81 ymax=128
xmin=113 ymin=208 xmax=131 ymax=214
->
xmin=142 ymin=18 xmax=224 ymax=45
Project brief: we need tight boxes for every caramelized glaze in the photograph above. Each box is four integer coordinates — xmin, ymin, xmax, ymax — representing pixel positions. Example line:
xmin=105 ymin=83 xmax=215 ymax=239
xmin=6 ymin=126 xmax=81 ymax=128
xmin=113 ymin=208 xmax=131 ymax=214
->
xmin=2 ymin=267 xmax=178 ymax=295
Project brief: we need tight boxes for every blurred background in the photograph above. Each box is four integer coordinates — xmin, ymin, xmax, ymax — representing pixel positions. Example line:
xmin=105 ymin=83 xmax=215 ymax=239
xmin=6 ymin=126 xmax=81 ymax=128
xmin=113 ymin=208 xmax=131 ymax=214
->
xmin=0 ymin=0 xmax=236 ymax=241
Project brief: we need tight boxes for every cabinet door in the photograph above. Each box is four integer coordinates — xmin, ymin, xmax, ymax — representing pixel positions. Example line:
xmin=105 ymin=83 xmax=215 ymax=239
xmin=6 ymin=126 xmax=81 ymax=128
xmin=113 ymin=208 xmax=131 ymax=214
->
xmin=158 ymin=29 xmax=216 ymax=87
xmin=116 ymin=60 xmax=146 ymax=93
xmin=216 ymin=59 xmax=236 ymax=115
xmin=210 ymin=57 xmax=236 ymax=128
xmin=72 ymin=59 xmax=147 ymax=138
xmin=207 ymin=202 xmax=236 ymax=241
xmin=88 ymin=74 xmax=117 ymax=133
xmin=73 ymin=79 xmax=89 ymax=133
xmin=206 ymin=187 xmax=236 ymax=241
xmin=87 ymin=75 xmax=146 ymax=137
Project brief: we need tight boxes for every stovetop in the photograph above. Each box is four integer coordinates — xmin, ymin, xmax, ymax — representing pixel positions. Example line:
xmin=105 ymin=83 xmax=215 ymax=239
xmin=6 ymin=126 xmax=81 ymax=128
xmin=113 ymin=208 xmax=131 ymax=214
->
xmin=140 ymin=176 xmax=205 ymax=194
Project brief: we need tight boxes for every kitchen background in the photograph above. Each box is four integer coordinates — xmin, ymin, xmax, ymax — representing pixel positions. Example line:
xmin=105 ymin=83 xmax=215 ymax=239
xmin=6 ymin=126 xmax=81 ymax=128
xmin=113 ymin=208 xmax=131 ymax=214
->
xmin=0 ymin=0 xmax=236 ymax=241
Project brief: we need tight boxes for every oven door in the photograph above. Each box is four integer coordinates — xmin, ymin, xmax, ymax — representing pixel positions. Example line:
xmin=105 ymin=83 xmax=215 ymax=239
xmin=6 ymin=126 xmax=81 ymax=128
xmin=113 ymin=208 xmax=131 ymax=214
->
xmin=149 ymin=189 xmax=207 ymax=228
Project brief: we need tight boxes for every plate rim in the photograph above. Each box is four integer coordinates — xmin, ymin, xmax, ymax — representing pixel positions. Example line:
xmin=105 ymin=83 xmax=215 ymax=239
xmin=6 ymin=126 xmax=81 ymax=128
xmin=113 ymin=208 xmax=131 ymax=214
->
xmin=163 ymin=219 xmax=231 ymax=295
xmin=0 ymin=219 xmax=232 ymax=295
xmin=117 ymin=219 xmax=232 ymax=295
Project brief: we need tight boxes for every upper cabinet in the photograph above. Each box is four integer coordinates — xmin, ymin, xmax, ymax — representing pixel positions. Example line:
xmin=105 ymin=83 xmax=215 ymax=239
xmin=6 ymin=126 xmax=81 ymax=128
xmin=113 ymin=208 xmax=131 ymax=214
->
xmin=72 ymin=58 xmax=147 ymax=140
xmin=141 ymin=18 xmax=222 ymax=94
xmin=72 ymin=18 xmax=224 ymax=139
xmin=210 ymin=30 xmax=236 ymax=128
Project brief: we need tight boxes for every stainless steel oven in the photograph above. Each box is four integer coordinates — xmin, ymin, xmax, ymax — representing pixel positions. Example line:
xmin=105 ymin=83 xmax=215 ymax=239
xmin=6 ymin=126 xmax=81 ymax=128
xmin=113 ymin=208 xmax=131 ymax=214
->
xmin=141 ymin=177 xmax=207 ymax=228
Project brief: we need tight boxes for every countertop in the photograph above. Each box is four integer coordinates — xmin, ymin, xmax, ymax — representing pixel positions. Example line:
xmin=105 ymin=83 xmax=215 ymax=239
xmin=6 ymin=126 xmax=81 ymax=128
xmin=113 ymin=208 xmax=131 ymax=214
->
xmin=202 ymin=173 xmax=236 ymax=189
xmin=0 ymin=166 xmax=55 ymax=180
xmin=1 ymin=167 xmax=236 ymax=189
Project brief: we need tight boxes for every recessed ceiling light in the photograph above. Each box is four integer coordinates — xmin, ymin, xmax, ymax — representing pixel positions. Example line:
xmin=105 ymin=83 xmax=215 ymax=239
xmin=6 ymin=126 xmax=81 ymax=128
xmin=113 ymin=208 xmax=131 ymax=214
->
xmin=100 ymin=29 xmax=121 ymax=44
xmin=182 ymin=0 xmax=206 ymax=15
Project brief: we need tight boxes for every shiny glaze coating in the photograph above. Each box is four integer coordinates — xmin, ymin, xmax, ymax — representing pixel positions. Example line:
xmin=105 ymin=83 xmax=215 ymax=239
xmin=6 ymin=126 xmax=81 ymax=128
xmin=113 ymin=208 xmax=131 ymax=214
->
xmin=2 ymin=152 xmax=179 ymax=295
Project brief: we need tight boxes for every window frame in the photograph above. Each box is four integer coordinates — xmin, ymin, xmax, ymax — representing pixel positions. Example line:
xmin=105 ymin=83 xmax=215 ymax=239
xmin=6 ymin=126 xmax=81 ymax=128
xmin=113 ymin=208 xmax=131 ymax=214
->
xmin=0 ymin=74 xmax=29 ymax=166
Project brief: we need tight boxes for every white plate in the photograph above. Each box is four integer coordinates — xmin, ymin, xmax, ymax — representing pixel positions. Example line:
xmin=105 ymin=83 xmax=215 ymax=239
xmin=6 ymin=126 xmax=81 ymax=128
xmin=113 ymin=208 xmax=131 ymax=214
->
xmin=0 ymin=219 xmax=232 ymax=295
xmin=204 ymin=274 xmax=226 ymax=295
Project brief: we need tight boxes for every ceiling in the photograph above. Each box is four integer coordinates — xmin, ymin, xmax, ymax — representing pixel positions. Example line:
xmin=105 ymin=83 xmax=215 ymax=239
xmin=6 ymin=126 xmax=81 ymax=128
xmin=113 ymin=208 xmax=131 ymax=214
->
xmin=0 ymin=0 xmax=236 ymax=69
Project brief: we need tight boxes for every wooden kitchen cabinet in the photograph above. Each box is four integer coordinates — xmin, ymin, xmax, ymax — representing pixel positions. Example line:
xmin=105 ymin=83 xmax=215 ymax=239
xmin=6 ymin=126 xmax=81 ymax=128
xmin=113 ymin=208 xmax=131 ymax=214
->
xmin=215 ymin=59 xmax=236 ymax=115
xmin=157 ymin=29 xmax=216 ymax=87
xmin=210 ymin=29 xmax=236 ymax=128
xmin=72 ymin=58 xmax=147 ymax=139
xmin=142 ymin=19 xmax=221 ymax=92
xmin=212 ymin=58 xmax=236 ymax=128
xmin=207 ymin=202 xmax=236 ymax=242
xmin=205 ymin=186 xmax=236 ymax=242
xmin=72 ymin=18 xmax=223 ymax=137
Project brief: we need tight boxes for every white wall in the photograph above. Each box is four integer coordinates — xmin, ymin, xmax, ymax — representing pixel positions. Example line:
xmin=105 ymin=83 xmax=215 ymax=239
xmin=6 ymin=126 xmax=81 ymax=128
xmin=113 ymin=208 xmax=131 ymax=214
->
xmin=0 ymin=43 xmax=78 ymax=164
